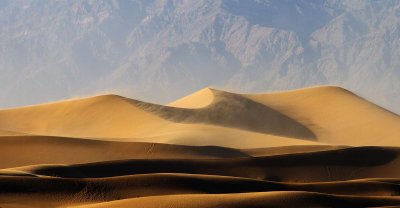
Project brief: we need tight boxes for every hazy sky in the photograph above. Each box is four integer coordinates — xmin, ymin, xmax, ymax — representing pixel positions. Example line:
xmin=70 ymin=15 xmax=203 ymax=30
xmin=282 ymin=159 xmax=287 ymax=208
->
xmin=0 ymin=0 xmax=399 ymax=114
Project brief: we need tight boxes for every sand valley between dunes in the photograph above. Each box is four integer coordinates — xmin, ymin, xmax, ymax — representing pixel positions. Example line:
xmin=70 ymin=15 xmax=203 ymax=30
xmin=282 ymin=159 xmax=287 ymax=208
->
xmin=1 ymin=86 xmax=400 ymax=207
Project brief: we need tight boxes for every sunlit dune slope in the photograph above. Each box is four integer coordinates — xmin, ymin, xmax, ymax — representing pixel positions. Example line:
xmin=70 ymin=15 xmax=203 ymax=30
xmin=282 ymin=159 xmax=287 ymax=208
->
xmin=0 ymin=134 xmax=341 ymax=169
xmin=170 ymin=86 xmax=400 ymax=146
xmin=0 ymin=95 xmax=169 ymax=138
xmin=132 ymin=124 xmax=319 ymax=149
xmin=168 ymin=87 xmax=214 ymax=108
xmin=0 ymin=129 xmax=25 ymax=136
xmin=0 ymin=89 xmax=319 ymax=148
xmin=1 ymin=85 xmax=400 ymax=208
xmin=0 ymin=135 xmax=252 ymax=169
xmin=244 ymin=86 xmax=400 ymax=145
xmin=0 ymin=86 xmax=399 ymax=147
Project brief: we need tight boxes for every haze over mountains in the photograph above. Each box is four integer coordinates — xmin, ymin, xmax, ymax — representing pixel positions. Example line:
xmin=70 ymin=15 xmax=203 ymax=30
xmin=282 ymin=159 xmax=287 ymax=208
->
xmin=2 ymin=1 xmax=400 ymax=207
xmin=1 ymin=0 xmax=400 ymax=114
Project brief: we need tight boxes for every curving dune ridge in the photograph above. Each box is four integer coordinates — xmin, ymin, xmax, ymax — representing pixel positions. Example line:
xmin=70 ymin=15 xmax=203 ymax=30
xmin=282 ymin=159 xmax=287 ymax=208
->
xmin=1 ymin=86 xmax=400 ymax=207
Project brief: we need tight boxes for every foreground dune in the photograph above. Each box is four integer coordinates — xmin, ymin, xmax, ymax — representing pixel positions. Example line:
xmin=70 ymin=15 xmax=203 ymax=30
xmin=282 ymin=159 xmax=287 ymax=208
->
xmin=0 ymin=135 xmax=253 ymax=169
xmin=2 ymin=145 xmax=400 ymax=207
xmin=0 ymin=135 xmax=346 ymax=169
xmin=3 ymin=146 xmax=398 ymax=181
xmin=1 ymin=86 xmax=400 ymax=207
xmin=3 ymin=175 xmax=400 ymax=207
xmin=72 ymin=191 xmax=400 ymax=208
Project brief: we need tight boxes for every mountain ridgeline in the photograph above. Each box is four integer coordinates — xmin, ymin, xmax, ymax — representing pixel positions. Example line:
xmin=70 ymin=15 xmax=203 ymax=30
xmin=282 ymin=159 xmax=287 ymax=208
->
xmin=0 ymin=0 xmax=399 ymax=114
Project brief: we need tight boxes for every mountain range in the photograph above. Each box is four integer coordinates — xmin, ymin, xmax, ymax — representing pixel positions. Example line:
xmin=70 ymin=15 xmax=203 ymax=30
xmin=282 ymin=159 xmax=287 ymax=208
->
xmin=1 ymin=0 xmax=399 ymax=114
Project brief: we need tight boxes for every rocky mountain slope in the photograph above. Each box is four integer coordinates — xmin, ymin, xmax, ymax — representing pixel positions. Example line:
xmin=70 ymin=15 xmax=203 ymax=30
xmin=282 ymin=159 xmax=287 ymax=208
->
xmin=1 ymin=0 xmax=399 ymax=113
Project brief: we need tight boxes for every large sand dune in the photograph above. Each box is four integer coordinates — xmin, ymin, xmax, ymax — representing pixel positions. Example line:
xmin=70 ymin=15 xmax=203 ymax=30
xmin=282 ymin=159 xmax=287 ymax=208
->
xmin=0 ymin=86 xmax=398 ymax=146
xmin=1 ymin=86 xmax=400 ymax=207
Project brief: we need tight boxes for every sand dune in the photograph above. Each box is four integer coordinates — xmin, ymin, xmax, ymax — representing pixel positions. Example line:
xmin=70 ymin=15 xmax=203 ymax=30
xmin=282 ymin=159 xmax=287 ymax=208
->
xmin=72 ymin=191 xmax=400 ymax=208
xmin=0 ymin=135 xmax=344 ymax=169
xmin=0 ymin=129 xmax=26 ymax=136
xmin=3 ymin=146 xmax=398 ymax=182
xmin=2 ymin=173 xmax=400 ymax=207
xmin=168 ymin=87 xmax=214 ymax=108
xmin=245 ymin=86 xmax=400 ymax=145
xmin=2 ymin=86 xmax=400 ymax=207
xmin=0 ymin=135 xmax=253 ymax=169
xmin=0 ymin=95 xmax=168 ymax=138
xmin=4 ymin=173 xmax=400 ymax=198
xmin=0 ymin=86 xmax=399 ymax=147
xmin=0 ymin=91 xmax=320 ymax=148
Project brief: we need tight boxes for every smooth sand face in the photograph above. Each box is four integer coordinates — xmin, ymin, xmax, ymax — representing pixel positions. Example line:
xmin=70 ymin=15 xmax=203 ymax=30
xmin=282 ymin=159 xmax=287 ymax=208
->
xmin=0 ymin=95 xmax=170 ymax=139
xmin=1 ymin=86 xmax=400 ymax=207
xmin=1 ymin=86 xmax=398 ymax=147
xmin=245 ymin=86 xmax=400 ymax=146
xmin=168 ymin=87 xmax=215 ymax=108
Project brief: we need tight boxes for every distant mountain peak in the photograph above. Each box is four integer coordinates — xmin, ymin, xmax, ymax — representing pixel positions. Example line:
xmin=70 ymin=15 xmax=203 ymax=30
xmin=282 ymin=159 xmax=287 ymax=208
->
xmin=0 ymin=0 xmax=399 ymax=114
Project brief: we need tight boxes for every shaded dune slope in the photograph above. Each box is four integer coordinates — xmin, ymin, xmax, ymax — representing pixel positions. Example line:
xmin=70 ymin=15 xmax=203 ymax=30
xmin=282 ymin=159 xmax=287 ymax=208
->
xmin=2 ymin=174 xmax=400 ymax=207
xmin=133 ymin=89 xmax=316 ymax=140
xmin=0 ymin=89 xmax=320 ymax=148
xmin=0 ymin=135 xmax=252 ymax=169
xmin=1 ymin=86 xmax=400 ymax=207
xmin=0 ymin=134 xmax=345 ymax=170
xmin=3 ymin=146 xmax=399 ymax=182
xmin=245 ymin=86 xmax=400 ymax=145
xmin=4 ymin=173 xmax=400 ymax=198
xmin=0 ymin=86 xmax=398 ymax=146
xmin=73 ymin=191 xmax=400 ymax=208
xmin=2 ymin=146 xmax=400 ymax=207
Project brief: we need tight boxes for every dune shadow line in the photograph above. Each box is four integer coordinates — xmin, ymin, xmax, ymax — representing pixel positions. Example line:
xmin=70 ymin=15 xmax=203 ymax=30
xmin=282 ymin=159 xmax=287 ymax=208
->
xmin=131 ymin=90 xmax=316 ymax=140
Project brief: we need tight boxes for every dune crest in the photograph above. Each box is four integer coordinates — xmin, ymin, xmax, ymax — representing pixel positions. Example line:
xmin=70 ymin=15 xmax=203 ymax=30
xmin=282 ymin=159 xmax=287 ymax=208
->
xmin=168 ymin=87 xmax=215 ymax=108
xmin=133 ymin=89 xmax=316 ymax=140
xmin=245 ymin=85 xmax=400 ymax=145
xmin=2 ymin=86 xmax=400 ymax=207
xmin=0 ymin=95 xmax=169 ymax=138
xmin=1 ymin=85 xmax=398 ymax=146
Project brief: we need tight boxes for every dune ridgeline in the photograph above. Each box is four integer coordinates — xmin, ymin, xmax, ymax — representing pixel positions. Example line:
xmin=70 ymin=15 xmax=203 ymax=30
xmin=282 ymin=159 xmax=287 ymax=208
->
xmin=1 ymin=86 xmax=400 ymax=208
